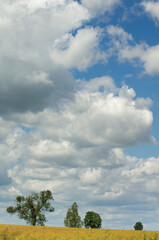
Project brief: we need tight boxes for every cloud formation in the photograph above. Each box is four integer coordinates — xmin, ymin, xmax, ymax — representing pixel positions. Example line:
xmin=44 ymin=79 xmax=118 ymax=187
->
xmin=51 ymin=28 xmax=106 ymax=70
xmin=0 ymin=0 xmax=91 ymax=115
xmin=142 ymin=1 xmax=159 ymax=21
xmin=1 ymin=77 xmax=154 ymax=195
xmin=107 ymin=25 xmax=159 ymax=75
xmin=81 ymin=0 xmax=121 ymax=16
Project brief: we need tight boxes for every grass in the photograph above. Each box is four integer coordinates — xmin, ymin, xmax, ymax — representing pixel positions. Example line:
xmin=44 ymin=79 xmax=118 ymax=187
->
xmin=0 ymin=225 xmax=158 ymax=240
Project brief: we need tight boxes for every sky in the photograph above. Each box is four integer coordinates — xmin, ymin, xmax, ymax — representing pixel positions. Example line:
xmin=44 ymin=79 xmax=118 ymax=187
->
xmin=1 ymin=0 xmax=159 ymax=231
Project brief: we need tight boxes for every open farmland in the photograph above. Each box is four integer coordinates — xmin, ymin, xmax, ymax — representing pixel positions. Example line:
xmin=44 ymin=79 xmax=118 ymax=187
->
xmin=0 ymin=225 xmax=159 ymax=240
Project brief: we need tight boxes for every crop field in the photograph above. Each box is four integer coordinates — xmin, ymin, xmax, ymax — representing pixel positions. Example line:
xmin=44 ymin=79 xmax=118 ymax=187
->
xmin=0 ymin=225 xmax=159 ymax=240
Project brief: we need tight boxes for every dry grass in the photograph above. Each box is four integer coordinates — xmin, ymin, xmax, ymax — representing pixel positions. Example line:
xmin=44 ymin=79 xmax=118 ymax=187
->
xmin=0 ymin=225 xmax=158 ymax=240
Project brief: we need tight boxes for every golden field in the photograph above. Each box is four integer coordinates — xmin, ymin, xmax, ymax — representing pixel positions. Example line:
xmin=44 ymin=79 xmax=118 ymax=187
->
xmin=0 ymin=225 xmax=159 ymax=240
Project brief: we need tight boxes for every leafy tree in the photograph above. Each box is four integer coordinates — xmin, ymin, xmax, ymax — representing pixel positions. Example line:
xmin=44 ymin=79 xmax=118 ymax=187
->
xmin=134 ymin=222 xmax=143 ymax=230
xmin=7 ymin=190 xmax=54 ymax=226
xmin=84 ymin=211 xmax=102 ymax=229
xmin=64 ymin=202 xmax=83 ymax=228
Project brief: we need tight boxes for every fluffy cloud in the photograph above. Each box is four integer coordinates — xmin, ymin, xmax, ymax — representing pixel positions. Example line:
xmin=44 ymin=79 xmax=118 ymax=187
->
xmin=5 ymin=77 xmax=154 ymax=171
xmin=142 ymin=1 xmax=159 ymax=21
xmin=0 ymin=0 xmax=123 ymax=116
xmin=0 ymin=76 xmax=154 ymax=190
xmin=0 ymin=127 xmax=24 ymax=186
xmin=51 ymin=28 xmax=106 ymax=70
xmin=142 ymin=45 xmax=159 ymax=74
xmin=0 ymin=0 xmax=91 ymax=115
xmin=81 ymin=0 xmax=121 ymax=16
xmin=107 ymin=25 xmax=159 ymax=75
xmin=107 ymin=25 xmax=133 ymax=44
xmin=77 ymin=76 xmax=116 ymax=92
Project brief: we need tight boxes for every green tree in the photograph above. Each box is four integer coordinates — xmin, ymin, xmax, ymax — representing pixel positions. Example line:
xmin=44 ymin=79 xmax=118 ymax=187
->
xmin=7 ymin=190 xmax=54 ymax=226
xmin=134 ymin=222 xmax=143 ymax=230
xmin=84 ymin=211 xmax=102 ymax=229
xmin=64 ymin=202 xmax=83 ymax=228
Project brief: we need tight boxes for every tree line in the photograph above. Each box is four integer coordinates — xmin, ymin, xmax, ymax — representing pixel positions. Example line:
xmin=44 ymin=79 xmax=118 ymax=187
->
xmin=6 ymin=190 xmax=143 ymax=230
xmin=64 ymin=201 xmax=101 ymax=228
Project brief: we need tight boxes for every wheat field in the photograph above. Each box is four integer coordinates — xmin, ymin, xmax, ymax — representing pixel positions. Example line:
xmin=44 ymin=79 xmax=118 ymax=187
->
xmin=0 ymin=225 xmax=158 ymax=240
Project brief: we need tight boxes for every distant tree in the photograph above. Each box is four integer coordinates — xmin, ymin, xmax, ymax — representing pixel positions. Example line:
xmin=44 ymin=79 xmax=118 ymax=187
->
xmin=7 ymin=190 xmax=54 ymax=226
xmin=64 ymin=202 xmax=83 ymax=228
xmin=134 ymin=222 xmax=143 ymax=230
xmin=84 ymin=211 xmax=102 ymax=229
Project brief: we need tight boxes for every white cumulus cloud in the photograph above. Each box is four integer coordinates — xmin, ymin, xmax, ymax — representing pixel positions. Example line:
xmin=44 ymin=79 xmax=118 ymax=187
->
xmin=107 ymin=25 xmax=159 ymax=75
xmin=81 ymin=0 xmax=121 ymax=16
xmin=51 ymin=27 xmax=106 ymax=70
xmin=142 ymin=1 xmax=159 ymax=21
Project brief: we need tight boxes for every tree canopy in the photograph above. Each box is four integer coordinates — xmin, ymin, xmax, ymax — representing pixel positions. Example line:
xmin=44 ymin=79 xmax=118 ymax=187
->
xmin=84 ymin=211 xmax=102 ymax=229
xmin=134 ymin=222 xmax=143 ymax=230
xmin=64 ymin=202 xmax=83 ymax=228
xmin=7 ymin=190 xmax=54 ymax=226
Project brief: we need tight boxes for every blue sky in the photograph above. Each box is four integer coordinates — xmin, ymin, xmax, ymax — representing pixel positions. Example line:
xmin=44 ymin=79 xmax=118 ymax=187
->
xmin=1 ymin=0 xmax=159 ymax=231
